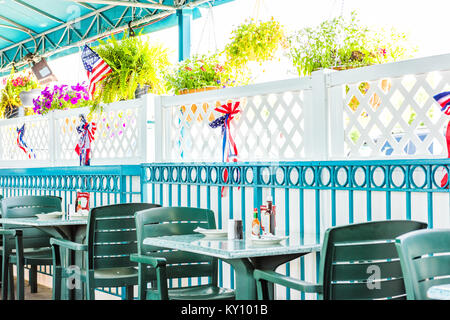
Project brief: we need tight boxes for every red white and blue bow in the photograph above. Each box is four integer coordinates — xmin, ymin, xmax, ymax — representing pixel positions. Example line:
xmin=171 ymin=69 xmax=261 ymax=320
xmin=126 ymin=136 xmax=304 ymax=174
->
xmin=433 ymin=92 xmax=450 ymax=188
xmin=209 ymin=101 xmax=240 ymax=196
xmin=75 ymin=114 xmax=96 ymax=166
xmin=16 ymin=124 xmax=35 ymax=159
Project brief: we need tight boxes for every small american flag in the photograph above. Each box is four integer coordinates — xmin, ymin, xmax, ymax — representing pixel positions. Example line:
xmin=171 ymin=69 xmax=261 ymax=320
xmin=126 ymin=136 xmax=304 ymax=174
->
xmin=81 ymin=45 xmax=112 ymax=98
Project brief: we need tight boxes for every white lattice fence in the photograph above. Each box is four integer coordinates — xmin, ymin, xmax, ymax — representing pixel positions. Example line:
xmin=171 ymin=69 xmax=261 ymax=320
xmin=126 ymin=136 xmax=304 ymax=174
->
xmin=160 ymin=79 xmax=310 ymax=162
xmin=0 ymin=97 xmax=147 ymax=167
xmin=330 ymin=54 xmax=450 ymax=159
xmin=54 ymin=99 xmax=146 ymax=165
xmin=0 ymin=116 xmax=50 ymax=163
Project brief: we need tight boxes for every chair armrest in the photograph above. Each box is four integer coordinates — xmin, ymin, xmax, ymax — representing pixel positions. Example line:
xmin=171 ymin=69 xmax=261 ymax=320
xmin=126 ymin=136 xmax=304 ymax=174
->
xmin=130 ymin=254 xmax=169 ymax=300
xmin=254 ymin=269 xmax=323 ymax=294
xmin=0 ymin=229 xmax=23 ymax=237
xmin=50 ymin=238 xmax=87 ymax=251
xmin=130 ymin=253 xmax=166 ymax=268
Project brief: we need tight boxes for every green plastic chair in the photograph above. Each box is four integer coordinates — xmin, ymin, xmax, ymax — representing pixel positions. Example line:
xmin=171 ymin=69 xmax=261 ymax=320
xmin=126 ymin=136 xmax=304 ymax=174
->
xmin=395 ymin=228 xmax=450 ymax=300
xmin=50 ymin=202 xmax=160 ymax=300
xmin=254 ymin=220 xmax=427 ymax=300
xmin=0 ymin=195 xmax=62 ymax=300
xmin=130 ymin=206 xmax=235 ymax=300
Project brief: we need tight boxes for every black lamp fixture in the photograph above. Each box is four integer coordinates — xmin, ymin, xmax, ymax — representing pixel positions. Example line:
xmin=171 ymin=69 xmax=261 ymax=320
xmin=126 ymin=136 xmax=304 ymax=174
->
xmin=29 ymin=55 xmax=57 ymax=85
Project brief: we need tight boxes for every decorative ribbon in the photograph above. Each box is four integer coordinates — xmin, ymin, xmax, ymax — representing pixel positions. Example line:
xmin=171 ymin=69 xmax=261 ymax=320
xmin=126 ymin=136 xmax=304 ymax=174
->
xmin=16 ymin=124 xmax=36 ymax=159
xmin=441 ymin=122 xmax=450 ymax=187
xmin=432 ymin=92 xmax=450 ymax=188
xmin=209 ymin=101 xmax=240 ymax=197
xmin=75 ymin=114 xmax=96 ymax=166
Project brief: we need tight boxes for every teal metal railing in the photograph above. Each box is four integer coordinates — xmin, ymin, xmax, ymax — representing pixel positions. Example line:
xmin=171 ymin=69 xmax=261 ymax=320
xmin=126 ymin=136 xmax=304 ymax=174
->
xmin=0 ymin=165 xmax=142 ymax=299
xmin=141 ymin=159 xmax=450 ymax=299
xmin=0 ymin=159 xmax=449 ymax=299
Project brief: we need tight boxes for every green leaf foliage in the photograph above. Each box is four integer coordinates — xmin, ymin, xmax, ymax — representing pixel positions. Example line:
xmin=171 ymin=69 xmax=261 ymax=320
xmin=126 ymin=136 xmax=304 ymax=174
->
xmin=225 ymin=17 xmax=286 ymax=70
xmin=288 ymin=11 xmax=417 ymax=76
xmin=165 ymin=53 xmax=243 ymax=95
xmin=91 ymin=32 xmax=171 ymax=111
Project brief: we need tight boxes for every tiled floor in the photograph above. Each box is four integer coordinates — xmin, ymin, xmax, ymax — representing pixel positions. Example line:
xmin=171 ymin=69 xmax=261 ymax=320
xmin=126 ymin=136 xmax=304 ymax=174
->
xmin=9 ymin=279 xmax=121 ymax=300
xmin=4 ymin=279 xmax=53 ymax=300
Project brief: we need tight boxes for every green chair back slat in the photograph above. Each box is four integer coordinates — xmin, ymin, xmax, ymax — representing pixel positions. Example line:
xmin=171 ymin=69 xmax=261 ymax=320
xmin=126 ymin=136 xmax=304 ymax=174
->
xmin=141 ymin=222 xmax=205 ymax=238
xmin=395 ymin=228 xmax=450 ymax=300
xmin=332 ymin=241 xmax=398 ymax=261
xmin=412 ymin=255 xmax=450 ymax=280
xmin=94 ymin=242 xmax=137 ymax=256
xmin=143 ymin=264 xmax=213 ymax=280
xmin=1 ymin=196 xmax=62 ymax=250
xmin=330 ymin=278 xmax=406 ymax=300
xmin=332 ymin=259 xmax=403 ymax=281
xmin=135 ymin=206 xmax=218 ymax=286
xmin=87 ymin=203 xmax=161 ymax=270
xmin=138 ymin=207 xmax=212 ymax=224
xmin=94 ymin=230 xmax=137 ymax=242
xmin=94 ymin=217 xmax=136 ymax=230
xmin=93 ymin=256 xmax=136 ymax=269
xmin=320 ymin=220 xmax=427 ymax=300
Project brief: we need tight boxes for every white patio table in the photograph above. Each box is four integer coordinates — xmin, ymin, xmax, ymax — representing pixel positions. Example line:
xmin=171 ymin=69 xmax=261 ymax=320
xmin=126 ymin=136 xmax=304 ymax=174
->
xmin=143 ymin=233 xmax=320 ymax=300
xmin=427 ymin=284 xmax=450 ymax=300
xmin=0 ymin=216 xmax=88 ymax=299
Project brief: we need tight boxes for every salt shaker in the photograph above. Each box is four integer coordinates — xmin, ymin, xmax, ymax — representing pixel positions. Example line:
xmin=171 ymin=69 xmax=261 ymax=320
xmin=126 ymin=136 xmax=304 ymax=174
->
xmin=228 ymin=219 xmax=235 ymax=240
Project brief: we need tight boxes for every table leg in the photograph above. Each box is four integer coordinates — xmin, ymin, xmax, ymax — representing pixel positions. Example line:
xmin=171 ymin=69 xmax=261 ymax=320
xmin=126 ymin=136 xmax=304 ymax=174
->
xmin=222 ymin=258 xmax=256 ymax=300
xmin=224 ymin=253 xmax=309 ymax=300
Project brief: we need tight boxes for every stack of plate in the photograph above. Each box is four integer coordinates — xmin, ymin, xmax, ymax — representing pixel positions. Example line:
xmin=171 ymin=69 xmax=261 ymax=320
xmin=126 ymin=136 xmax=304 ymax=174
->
xmin=194 ymin=227 xmax=228 ymax=239
xmin=35 ymin=212 xmax=63 ymax=220
xmin=250 ymin=235 xmax=288 ymax=245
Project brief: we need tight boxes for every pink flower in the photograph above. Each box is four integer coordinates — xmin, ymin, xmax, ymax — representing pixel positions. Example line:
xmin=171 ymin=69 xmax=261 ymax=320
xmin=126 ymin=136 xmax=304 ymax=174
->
xmin=214 ymin=64 xmax=224 ymax=73
xmin=200 ymin=66 xmax=206 ymax=72
xmin=377 ymin=48 xmax=387 ymax=57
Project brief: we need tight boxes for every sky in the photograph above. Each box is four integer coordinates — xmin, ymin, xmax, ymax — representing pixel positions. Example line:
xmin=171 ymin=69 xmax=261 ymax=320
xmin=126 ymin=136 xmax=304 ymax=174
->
xmin=11 ymin=0 xmax=450 ymax=85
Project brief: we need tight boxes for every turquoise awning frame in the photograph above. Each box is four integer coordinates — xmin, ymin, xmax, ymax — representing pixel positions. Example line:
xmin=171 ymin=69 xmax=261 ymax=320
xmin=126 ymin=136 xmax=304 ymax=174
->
xmin=0 ymin=0 xmax=234 ymax=76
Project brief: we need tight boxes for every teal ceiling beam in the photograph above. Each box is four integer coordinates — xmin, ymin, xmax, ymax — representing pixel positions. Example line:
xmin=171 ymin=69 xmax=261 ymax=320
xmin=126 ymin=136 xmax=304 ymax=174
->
xmin=0 ymin=0 xmax=234 ymax=75
xmin=177 ymin=8 xmax=192 ymax=62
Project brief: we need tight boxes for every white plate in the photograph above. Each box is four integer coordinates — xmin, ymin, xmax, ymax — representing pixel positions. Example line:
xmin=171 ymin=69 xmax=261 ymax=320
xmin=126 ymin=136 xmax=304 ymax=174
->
xmin=250 ymin=236 xmax=288 ymax=246
xmin=194 ymin=227 xmax=228 ymax=239
xmin=35 ymin=212 xmax=63 ymax=220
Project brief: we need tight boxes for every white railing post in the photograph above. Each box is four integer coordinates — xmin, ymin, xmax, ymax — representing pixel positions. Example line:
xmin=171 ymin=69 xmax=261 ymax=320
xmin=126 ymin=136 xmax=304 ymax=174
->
xmin=139 ymin=95 xmax=148 ymax=163
xmin=328 ymin=78 xmax=346 ymax=159
xmin=48 ymin=111 xmax=57 ymax=166
xmin=304 ymin=69 xmax=332 ymax=160
xmin=152 ymin=95 xmax=164 ymax=162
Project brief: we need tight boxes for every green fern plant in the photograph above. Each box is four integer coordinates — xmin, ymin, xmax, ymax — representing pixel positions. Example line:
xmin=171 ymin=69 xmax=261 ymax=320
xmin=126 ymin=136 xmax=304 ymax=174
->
xmin=225 ymin=17 xmax=286 ymax=70
xmin=91 ymin=32 xmax=171 ymax=111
